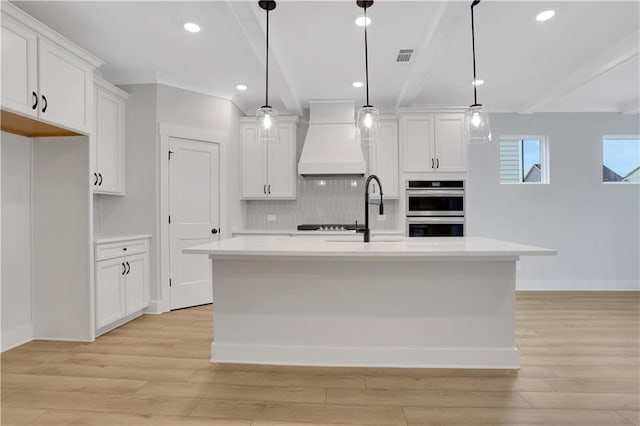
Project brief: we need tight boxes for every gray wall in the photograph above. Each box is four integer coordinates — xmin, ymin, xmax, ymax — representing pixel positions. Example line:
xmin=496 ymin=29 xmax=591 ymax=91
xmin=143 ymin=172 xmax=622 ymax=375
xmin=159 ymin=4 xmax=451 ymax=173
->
xmin=1 ymin=132 xmax=33 ymax=349
xmin=467 ymin=113 xmax=640 ymax=290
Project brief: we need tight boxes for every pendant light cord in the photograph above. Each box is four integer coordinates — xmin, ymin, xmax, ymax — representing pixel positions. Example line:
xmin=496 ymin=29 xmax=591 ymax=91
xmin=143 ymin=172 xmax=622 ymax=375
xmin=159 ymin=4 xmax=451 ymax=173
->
xmin=364 ymin=6 xmax=370 ymax=106
xmin=471 ymin=0 xmax=480 ymax=106
xmin=265 ymin=8 xmax=270 ymax=107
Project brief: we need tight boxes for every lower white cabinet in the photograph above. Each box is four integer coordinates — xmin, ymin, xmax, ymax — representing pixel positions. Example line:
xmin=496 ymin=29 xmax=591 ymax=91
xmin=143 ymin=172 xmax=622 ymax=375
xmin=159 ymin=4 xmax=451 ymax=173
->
xmin=95 ymin=236 xmax=150 ymax=334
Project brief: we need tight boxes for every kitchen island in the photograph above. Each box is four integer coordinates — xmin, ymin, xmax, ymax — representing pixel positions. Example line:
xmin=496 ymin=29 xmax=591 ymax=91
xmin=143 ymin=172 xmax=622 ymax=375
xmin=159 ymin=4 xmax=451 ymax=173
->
xmin=184 ymin=236 xmax=555 ymax=369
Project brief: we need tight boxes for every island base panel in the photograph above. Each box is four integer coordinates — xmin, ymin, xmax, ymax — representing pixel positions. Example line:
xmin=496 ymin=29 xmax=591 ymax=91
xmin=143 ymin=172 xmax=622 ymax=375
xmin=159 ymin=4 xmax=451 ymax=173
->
xmin=210 ymin=257 xmax=518 ymax=369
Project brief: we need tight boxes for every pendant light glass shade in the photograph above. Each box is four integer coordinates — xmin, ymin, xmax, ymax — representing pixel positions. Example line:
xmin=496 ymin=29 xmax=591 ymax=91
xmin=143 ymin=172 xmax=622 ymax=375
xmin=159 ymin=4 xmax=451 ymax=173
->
xmin=356 ymin=0 xmax=378 ymax=146
xmin=256 ymin=1 xmax=278 ymax=144
xmin=256 ymin=105 xmax=279 ymax=143
xmin=465 ymin=0 xmax=492 ymax=144
xmin=357 ymin=105 xmax=379 ymax=145
xmin=464 ymin=104 xmax=491 ymax=143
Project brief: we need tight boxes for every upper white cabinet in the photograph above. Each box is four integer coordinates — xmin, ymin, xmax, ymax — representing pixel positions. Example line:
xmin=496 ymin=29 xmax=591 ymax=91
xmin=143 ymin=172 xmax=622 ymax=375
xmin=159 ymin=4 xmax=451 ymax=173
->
xmin=0 ymin=3 xmax=102 ymax=135
xmin=400 ymin=113 xmax=466 ymax=173
xmin=368 ymin=118 xmax=399 ymax=198
xmin=240 ymin=117 xmax=297 ymax=200
xmin=1 ymin=16 xmax=38 ymax=117
xmin=93 ymin=77 xmax=128 ymax=195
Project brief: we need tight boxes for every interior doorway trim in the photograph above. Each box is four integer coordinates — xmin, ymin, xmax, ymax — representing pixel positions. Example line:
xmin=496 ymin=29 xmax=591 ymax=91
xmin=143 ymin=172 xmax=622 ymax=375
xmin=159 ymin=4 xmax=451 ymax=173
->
xmin=156 ymin=123 xmax=229 ymax=314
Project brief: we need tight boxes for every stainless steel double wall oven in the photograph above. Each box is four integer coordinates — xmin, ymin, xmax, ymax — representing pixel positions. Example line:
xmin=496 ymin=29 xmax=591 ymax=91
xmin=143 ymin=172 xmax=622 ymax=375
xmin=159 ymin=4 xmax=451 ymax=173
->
xmin=406 ymin=180 xmax=465 ymax=237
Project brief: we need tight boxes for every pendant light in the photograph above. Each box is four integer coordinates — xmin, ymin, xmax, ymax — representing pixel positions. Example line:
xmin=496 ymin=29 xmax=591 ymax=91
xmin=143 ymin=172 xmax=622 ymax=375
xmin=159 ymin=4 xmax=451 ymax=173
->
xmin=256 ymin=0 xmax=279 ymax=144
xmin=464 ymin=0 xmax=492 ymax=143
xmin=356 ymin=0 xmax=379 ymax=146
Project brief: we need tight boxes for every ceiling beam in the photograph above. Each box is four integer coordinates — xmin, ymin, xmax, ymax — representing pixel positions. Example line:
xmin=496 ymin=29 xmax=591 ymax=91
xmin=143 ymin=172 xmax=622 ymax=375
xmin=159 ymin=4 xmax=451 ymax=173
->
xmin=395 ymin=2 xmax=466 ymax=108
xmin=620 ymin=98 xmax=640 ymax=115
xmin=518 ymin=30 xmax=640 ymax=114
xmin=226 ymin=0 xmax=302 ymax=116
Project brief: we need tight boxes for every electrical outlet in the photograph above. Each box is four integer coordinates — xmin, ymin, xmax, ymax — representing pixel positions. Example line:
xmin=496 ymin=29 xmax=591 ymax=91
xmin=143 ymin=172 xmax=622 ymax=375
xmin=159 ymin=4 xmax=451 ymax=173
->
xmin=377 ymin=214 xmax=387 ymax=221
xmin=267 ymin=214 xmax=277 ymax=222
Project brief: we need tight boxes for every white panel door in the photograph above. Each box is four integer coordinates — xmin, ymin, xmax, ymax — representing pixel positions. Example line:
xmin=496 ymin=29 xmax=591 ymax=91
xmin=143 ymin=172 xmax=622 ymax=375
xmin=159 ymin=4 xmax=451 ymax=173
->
xmin=434 ymin=114 xmax=466 ymax=172
xmin=1 ymin=17 xmax=37 ymax=116
xmin=169 ymin=137 xmax=220 ymax=310
xmin=401 ymin=115 xmax=434 ymax=172
xmin=267 ymin=124 xmax=296 ymax=198
xmin=241 ymin=124 xmax=268 ymax=198
xmin=95 ymin=86 xmax=124 ymax=193
xmin=95 ymin=258 xmax=126 ymax=329
xmin=38 ymin=39 xmax=92 ymax=133
xmin=124 ymin=253 xmax=149 ymax=315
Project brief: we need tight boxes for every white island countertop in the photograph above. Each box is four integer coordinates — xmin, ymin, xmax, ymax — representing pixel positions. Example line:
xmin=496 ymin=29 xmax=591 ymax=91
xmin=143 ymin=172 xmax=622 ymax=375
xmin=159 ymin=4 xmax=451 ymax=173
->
xmin=184 ymin=235 xmax=556 ymax=258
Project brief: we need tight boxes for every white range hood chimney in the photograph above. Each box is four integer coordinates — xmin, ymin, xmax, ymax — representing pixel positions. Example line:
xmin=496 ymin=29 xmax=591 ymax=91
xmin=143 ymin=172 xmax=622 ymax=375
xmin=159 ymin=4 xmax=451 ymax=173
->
xmin=297 ymin=100 xmax=366 ymax=176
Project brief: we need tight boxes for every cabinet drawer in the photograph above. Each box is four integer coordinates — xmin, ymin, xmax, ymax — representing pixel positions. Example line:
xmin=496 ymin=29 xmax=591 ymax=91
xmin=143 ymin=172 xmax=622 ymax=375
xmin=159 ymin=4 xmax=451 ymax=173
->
xmin=95 ymin=239 xmax=148 ymax=261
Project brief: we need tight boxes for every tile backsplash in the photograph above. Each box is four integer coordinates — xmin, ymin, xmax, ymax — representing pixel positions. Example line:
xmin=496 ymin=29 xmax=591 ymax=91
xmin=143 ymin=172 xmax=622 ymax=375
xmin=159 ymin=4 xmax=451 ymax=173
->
xmin=245 ymin=176 xmax=399 ymax=230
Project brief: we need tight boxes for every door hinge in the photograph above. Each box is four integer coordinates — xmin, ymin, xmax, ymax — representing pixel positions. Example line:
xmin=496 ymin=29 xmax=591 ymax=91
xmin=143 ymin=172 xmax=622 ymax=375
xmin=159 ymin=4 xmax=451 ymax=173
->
xmin=169 ymin=278 xmax=172 ymax=287
xmin=169 ymin=150 xmax=174 ymax=160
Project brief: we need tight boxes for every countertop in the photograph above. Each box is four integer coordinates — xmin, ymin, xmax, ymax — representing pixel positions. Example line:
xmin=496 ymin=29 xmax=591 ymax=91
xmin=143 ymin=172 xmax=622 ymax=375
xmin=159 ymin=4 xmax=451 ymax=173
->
xmin=232 ymin=229 xmax=405 ymax=236
xmin=184 ymin=235 xmax=557 ymax=258
xmin=94 ymin=234 xmax=152 ymax=244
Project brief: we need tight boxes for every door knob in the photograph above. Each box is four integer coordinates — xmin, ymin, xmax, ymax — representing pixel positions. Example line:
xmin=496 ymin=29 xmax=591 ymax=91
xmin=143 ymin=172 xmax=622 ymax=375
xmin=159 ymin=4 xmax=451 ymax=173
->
xmin=211 ymin=228 xmax=219 ymax=234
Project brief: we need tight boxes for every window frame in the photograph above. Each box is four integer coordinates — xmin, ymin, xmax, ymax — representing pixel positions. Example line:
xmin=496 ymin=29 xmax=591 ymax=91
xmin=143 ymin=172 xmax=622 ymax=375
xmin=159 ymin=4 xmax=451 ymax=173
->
xmin=602 ymin=135 xmax=640 ymax=184
xmin=499 ymin=135 xmax=550 ymax=185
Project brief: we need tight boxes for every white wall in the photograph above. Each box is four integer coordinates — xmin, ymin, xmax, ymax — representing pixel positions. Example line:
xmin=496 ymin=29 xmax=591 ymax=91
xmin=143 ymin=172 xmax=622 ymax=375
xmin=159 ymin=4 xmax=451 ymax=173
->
xmin=1 ymin=132 xmax=33 ymax=350
xmin=467 ymin=113 xmax=640 ymax=290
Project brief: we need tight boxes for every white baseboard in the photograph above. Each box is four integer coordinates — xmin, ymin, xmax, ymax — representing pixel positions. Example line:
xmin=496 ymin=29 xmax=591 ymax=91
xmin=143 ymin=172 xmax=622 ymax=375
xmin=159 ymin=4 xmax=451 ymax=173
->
xmin=517 ymin=279 xmax=639 ymax=291
xmin=211 ymin=343 xmax=519 ymax=369
xmin=1 ymin=323 xmax=34 ymax=352
xmin=144 ymin=300 xmax=165 ymax=315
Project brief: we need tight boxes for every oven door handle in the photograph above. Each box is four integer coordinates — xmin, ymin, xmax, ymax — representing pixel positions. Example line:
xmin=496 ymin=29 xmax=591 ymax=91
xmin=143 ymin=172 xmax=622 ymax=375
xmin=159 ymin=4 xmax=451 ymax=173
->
xmin=407 ymin=217 xmax=465 ymax=224
xmin=406 ymin=190 xmax=465 ymax=197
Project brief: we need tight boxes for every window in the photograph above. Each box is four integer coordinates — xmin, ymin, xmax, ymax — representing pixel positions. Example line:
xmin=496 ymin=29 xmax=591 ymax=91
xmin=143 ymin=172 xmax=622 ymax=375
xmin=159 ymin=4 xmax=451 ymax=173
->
xmin=602 ymin=137 xmax=640 ymax=183
xmin=499 ymin=137 xmax=548 ymax=184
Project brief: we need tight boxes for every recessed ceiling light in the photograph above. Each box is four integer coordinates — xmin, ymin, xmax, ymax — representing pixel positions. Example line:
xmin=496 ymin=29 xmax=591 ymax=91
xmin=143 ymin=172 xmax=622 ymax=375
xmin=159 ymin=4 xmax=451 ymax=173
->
xmin=236 ymin=84 xmax=248 ymax=91
xmin=536 ymin=10 xmax=555 ymax=22
xmin=183 ymin=22 xmax=201 ymax=33
xmin=472 ymin=79 xmax=485 ymax=86
xmin=355 ymin=16 xmax=371 ymax=27
xmin=352 ymin=81 xmax=364 ymax=88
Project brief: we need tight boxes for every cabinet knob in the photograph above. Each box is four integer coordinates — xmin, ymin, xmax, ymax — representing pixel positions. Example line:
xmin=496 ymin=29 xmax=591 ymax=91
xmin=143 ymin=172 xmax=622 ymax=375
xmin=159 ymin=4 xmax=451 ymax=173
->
xmin=93 ymin=173 xmax=98 ymax=186
xmin=121 ymin=262 xmax=126 ymax=275
xmin=436 ymin=158 xmax=439 ymax=169
xmin=211 ymin=228 xmax=219 ymax=235
xmin=122 ymin=247 xmax=127 ymax=251
xmin=98 ymin=173 xmax=103 ymax=186
xmin=32 ymin=92 xmax=38 ymax=110
xmin=41 ymin=95 xmax=48 ymax=113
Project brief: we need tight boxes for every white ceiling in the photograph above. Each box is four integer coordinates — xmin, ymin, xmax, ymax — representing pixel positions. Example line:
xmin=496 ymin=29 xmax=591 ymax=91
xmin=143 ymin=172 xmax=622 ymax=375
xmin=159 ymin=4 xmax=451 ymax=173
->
xmin=14 ymin=0 xmax=640 ymax=115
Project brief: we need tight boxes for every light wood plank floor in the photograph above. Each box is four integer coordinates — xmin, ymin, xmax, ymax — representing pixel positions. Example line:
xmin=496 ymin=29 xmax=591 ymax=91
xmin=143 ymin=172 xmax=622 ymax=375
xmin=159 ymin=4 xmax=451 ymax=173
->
xmin=2 ymin=292 xmax=638 ymax=426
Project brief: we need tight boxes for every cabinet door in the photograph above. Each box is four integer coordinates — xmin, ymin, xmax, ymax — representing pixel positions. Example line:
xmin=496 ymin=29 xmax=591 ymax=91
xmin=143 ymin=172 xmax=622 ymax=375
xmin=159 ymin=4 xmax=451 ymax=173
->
xmin=370 ymin=120 xmax=398 ymax=198
xmin=267 ymin=123 xmax=296 ymax=198
xmin=241 ymin=124 xmax=268 ymax=198
xmin=1 ymin=16 xmax=37 ymax=117
xmin=124 ymin=253 xmax=149 ymax=315
xmin=401 ymin=115 xmax=434 ymax=172
xmin=94 ymin=86 xmax=125 ymax=194
xmin=95 ymin=258 xmax=126 ymax=329
xmin=38 ymin=39 xmax=92 ymax=133
xmin=434 ymin=114 xmax=465 ymax=172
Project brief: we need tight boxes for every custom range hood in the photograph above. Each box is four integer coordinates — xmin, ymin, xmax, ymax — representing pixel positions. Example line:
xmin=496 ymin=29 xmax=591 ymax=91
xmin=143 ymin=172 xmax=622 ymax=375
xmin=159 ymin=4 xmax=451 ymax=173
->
xmin=298 ymin=100 xmax=366 ymax=176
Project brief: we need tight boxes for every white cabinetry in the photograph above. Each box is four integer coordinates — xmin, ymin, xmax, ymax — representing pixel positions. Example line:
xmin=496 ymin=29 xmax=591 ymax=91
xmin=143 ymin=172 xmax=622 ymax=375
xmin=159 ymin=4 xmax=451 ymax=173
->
xmin=0 ymin=3 xmax=101 ymax=134
xmin=400 ymin=113 xmax=466 ymax=173
xmin=368 ymin=118 xmax=399 ymax=198
xmin=1 ymin=16 xmax=38 ymax=117
xmin=93 ymin=77 xmax=128 ymax=195
xmin=240 ymin=117 xmax=297 ymax=199
xmin=95 ymin=236 xmax=150 ymax=334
